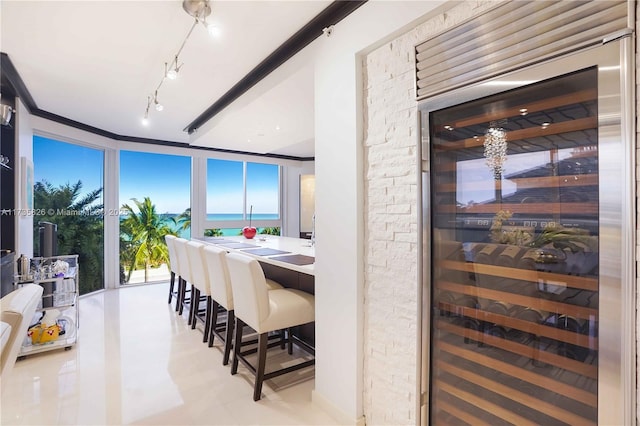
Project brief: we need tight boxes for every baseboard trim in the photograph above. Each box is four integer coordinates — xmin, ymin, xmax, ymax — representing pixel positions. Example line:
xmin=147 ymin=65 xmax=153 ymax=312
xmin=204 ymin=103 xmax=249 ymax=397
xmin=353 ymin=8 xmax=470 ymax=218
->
xmin=312 ymin=390 xmax=366 ymax=426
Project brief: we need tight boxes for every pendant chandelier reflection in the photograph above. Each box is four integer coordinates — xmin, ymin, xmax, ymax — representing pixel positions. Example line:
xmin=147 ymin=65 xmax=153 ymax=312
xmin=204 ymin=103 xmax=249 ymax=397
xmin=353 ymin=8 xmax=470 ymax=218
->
xmin=483 ymin=120 xmax=508 ymax=180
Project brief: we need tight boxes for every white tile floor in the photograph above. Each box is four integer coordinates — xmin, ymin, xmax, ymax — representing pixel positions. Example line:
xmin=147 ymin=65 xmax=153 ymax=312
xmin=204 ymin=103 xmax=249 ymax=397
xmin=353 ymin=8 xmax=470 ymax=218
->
xmin=1 ymin=283 xmax=340 ymax=425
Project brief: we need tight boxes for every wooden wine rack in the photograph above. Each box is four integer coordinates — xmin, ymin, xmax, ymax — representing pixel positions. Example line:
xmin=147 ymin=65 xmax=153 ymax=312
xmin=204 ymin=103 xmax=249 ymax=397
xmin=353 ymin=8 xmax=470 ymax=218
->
xmin=428 ymin=68 xmax=599 ymax=425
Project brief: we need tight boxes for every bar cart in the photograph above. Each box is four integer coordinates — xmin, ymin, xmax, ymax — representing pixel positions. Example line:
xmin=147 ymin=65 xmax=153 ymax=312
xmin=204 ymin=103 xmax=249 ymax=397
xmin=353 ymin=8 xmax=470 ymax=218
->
xmin=15 ymin=255 xmax=79 ymax=356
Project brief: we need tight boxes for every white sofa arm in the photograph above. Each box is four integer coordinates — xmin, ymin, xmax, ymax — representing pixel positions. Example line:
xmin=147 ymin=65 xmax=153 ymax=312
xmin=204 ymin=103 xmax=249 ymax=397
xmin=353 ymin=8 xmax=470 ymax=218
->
xmin=0 ymin=284 xmax=43 ymax=379
xmin=0 ymin=322 xmax=11 ymax=360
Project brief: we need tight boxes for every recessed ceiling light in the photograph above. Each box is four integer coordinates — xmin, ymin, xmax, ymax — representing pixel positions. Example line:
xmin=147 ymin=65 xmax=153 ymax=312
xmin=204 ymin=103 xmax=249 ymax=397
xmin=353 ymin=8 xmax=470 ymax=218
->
xmin=275 ymin=125 xmax=281 ymax=131
xmin=519 ymin=108 xmax=528 ymax=115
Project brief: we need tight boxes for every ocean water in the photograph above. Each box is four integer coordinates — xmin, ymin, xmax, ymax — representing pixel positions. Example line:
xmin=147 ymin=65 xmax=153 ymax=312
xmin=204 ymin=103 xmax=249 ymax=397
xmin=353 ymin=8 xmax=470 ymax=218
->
xmin=205 ymin=213 xmax=279 ymax=236
xmin=206 ymin=213 xmax=279 ymax=221
xmin=122 ymin=213 xmax=279 ymax=239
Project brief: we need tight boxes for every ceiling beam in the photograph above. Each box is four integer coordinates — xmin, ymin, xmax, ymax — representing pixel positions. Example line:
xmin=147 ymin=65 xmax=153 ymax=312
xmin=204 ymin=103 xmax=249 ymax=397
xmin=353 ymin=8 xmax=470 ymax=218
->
xmin=184 ymin=0 xmax=367 ymax=134
xmin=1 ymin=52 xmax=37 ymax=108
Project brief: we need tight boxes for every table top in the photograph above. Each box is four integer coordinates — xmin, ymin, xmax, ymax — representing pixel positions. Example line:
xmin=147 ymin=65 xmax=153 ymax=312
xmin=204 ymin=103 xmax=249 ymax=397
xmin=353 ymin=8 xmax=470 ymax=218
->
xmin=196 ymin=235 xmax=315 ymax=276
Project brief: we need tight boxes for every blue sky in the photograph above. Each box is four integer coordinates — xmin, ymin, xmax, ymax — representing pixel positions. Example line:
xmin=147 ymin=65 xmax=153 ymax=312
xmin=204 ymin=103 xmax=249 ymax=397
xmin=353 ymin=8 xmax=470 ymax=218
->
xmin=207 ymin=159 xmax=279 ymax=214
xmin=33 ymin=136 xmax=279 ymax=215
xmin=120 ymin=151 xmax=191 ymax=214
xmin=34 ymin=136 xmax=104 ymax=199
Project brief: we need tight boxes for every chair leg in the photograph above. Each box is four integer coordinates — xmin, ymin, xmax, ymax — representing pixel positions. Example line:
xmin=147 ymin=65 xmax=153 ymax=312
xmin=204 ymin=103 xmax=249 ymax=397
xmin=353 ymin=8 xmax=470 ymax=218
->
xmin=190 ymin=286 xmax=198 ymax=328
xmin=208 ymin=302 xmax=219 ymax=347
xmin=280 ymin=330 xmax=286 ymax=350
xmin=203 ymin=296 xmax=212 ymax=343
xmin=231 ymin=318 xmax=243 ymax=375
xmin=253 ymin=333 xmax=268 ymax=401
xmin=223 ymin=310 xmax=235 ymax=365
xmin=168 ymin=271 xmax=175 ymax=304
xmin=177 ymin=278 xmax=185 ymax=315
xmin=287 ymin=327 xmax=293 ymax=355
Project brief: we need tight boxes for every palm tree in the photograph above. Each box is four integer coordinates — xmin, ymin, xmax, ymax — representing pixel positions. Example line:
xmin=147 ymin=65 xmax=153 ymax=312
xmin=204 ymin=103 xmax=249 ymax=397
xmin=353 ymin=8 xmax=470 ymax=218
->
xmin=172 ymin=206 xmax=224 ymax=237
xmin=33 ymin=180 xmax=104 ymax=294
xmin=120 ymin=197 xmax=174 ymax=283
xmin=204 ymin=228 xmax=223 ymax=237
xmin=171 ymin=207 xmax=191 ymax=233
xmin=259 ymin=227 xmax=281 ymax=236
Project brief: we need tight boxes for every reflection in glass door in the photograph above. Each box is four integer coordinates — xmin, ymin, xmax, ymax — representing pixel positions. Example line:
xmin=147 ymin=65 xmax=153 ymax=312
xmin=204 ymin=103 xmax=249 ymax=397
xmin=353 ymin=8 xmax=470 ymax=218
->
xmin=426 ymin=68 xmax=601 ymax=425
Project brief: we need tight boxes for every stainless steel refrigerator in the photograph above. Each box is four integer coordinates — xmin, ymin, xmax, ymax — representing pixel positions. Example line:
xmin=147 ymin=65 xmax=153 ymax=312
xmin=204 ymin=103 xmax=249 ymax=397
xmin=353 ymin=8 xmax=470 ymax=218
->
xmin=418 ymin=30 xmax=635 ymax=425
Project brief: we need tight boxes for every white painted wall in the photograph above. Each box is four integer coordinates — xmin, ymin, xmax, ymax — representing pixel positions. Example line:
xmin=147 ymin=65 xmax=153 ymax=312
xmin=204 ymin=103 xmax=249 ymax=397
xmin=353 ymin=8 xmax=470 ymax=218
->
xmin=15 ymin=98 xmax=33 ymax=257
xmin=283 ymin=161 xmax=314 ymax=238
xmin=312 ymin=1 xmax=446 ymax=423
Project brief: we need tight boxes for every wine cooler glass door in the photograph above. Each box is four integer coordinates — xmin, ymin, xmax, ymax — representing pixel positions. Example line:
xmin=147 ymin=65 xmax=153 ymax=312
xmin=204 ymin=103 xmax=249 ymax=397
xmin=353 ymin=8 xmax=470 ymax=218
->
xmin=421 ymin=37 xmax=633 ymax=425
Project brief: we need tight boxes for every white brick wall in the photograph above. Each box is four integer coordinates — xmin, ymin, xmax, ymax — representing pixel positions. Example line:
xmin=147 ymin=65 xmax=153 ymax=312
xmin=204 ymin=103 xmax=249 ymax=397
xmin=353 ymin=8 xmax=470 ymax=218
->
xmin=364 ymin=0 xmax=639 ymax=424
xmin=363 ymin=1 xmax=503 ymax=424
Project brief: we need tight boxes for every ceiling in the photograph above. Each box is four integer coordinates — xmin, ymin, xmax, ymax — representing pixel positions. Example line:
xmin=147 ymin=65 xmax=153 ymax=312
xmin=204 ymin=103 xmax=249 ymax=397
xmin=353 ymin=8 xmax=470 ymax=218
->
xmin=0 ymin=0 xmax=337 ymax=159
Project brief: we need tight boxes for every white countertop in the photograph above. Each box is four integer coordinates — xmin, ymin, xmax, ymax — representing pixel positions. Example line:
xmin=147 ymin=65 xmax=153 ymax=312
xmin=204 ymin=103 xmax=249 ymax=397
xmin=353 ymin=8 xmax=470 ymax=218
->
xmin=196 ymin=235 xmax=315 ymax=276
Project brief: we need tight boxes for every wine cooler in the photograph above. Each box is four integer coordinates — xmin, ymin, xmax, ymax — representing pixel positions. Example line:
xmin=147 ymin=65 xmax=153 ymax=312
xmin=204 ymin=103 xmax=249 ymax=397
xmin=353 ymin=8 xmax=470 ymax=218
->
xmin=418 ymin=32 xmax=634 ymax=425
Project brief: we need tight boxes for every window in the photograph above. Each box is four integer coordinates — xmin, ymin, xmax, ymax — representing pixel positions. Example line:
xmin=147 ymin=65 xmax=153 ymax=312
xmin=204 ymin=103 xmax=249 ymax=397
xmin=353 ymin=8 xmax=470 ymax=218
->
xmin=33 ymin=136 xmax=104 ymax=295
xmin=246 ymin=162 xmax=280 ymax=219
xmin=206 ymin=159 xmax=244 ymax=220
xmin=119 ymin=151 xmax=190 ymax=284
xmin=206 ymin=159 xmax=280 ymax=236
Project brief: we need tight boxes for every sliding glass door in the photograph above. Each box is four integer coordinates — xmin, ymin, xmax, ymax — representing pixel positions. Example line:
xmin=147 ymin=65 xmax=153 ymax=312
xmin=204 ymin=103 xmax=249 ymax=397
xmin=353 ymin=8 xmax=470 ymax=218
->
xmin=33 ymin=136 xmax=104 ymax=294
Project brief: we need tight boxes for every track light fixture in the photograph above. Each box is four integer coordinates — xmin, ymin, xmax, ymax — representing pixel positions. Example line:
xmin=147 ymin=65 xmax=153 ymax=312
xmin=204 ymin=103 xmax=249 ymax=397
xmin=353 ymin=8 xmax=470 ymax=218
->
xmin=142 ymin=0 xmax=217 ymax=125
xmin=165 ymin=56 xmax=183 ymax=80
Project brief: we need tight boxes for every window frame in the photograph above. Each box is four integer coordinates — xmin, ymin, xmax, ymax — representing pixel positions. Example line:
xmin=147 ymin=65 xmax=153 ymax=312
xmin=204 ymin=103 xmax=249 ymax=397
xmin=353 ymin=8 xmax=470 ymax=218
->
xmin=204 ymin=158 xmax=282 ymax=232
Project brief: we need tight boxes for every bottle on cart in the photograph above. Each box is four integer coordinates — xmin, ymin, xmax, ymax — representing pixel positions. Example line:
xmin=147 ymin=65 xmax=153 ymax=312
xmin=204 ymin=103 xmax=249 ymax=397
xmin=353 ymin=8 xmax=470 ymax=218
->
xmin=16 ymin=254 xmax=30 ymax=279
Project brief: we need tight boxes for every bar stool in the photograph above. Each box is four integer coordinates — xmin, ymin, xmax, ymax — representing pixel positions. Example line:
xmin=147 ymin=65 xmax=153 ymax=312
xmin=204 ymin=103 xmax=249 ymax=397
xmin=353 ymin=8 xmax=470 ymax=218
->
xmin=164 ymin=235 xmax=180 ymax=311
xmin=186 ymin=241 xmax=212 ymax=343
xmin=173 ymin=238 xmax=192 ymax=320
xmin=203 ymin=245 xmax=284 ymax=364
xmin=226 ymin=252 xmax=315 ymax=401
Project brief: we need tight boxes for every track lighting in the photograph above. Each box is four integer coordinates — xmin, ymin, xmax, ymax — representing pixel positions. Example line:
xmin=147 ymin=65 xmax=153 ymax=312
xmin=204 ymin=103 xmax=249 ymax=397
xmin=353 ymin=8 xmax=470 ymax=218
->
xmin=142 ymin=0 xmax=217 ymax=124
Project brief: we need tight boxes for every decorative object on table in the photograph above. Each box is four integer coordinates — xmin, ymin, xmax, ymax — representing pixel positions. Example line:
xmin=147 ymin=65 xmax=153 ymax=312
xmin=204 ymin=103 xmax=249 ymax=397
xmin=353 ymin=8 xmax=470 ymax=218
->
xmin=51 ymin=260 xmax=69 ymax=277
xmin=242 ymin=205 xmax=257 ymax=239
